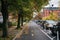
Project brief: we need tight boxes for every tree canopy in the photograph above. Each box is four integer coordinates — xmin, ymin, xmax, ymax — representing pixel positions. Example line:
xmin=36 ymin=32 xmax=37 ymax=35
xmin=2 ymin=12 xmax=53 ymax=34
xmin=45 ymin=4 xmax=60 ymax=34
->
xmin=0 ymin=0 xmax=49 ymax=37
xmin=7 ymin=0 xmax=49 ymax=12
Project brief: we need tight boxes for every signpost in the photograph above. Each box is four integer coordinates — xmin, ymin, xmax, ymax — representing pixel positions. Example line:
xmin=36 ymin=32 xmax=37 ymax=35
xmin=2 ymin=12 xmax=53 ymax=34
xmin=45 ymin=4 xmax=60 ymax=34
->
xmin=57 ymin=26 xmax=59 ymax=40
xmin=57 ymin=31 xmax=59 ymax=40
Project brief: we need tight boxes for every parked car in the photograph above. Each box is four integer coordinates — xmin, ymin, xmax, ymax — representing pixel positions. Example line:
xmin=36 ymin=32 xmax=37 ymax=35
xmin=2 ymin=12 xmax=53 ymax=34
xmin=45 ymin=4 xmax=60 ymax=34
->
xmin=0 ymin=16 xmax=3 ymax=23
xmin=35 ymin=20 xmax=45 ymax=25
xmin=44 ymin=20 xmax=57 ymax=30
xmin=0 ymin=16 xmax=3 ymax=28
xmin=36 ymin=20 xmax=42 ymax=25
xmin=33 ymin=20 xmax=38 ymax=22
xmin=51 ymin=21 xmax=60 ymax=36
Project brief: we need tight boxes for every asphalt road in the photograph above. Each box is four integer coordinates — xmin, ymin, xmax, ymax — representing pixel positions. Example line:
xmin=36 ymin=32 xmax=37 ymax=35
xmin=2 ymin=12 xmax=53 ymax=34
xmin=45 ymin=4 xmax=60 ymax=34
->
xmin=15 ymin=21 xmax=51 ymax=40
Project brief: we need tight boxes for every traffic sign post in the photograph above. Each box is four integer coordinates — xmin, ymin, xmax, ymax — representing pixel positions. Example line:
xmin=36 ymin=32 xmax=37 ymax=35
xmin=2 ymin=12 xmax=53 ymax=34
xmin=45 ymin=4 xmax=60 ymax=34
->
xmin=57 ymin=31 xmax=59 ymax=40
xmin=57 ymin=26 xmax=59 ymax=40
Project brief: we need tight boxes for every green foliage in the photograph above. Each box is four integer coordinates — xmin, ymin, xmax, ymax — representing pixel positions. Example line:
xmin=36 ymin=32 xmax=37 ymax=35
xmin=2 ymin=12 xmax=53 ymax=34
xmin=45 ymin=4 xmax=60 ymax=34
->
xmin=0 ymin=0 xmax=49 ymax=14
xmin=7 ymin=0 xmax=49 ymax=21
xmin=0 ymin=0 xmax=49 ymax=23
xmin=29 ymin=0 xmax=49 ymax=11
xmin=7 ymin=0 xmax=49 ymax=12
xmin=8 ymin=22 xmax=17 ymax=27
xmin=58 ymin=18 xmax=60 ymax=21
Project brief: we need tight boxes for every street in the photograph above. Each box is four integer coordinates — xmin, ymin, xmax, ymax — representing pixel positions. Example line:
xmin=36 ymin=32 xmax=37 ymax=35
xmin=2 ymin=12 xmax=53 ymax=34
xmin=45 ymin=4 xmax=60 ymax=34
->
xmin=15 ymin=21 xmax=52 ymax=40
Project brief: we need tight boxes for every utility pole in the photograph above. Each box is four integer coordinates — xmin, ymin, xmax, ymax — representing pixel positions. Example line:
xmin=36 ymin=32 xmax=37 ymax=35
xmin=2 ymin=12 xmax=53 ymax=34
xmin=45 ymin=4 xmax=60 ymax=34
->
xmin=57 ymin=31 xmax=59 ymax=40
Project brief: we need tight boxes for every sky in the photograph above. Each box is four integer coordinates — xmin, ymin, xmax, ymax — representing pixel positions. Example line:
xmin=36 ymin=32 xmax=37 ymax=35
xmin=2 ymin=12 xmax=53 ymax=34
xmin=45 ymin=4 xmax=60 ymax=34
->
xmin=45 ymin=0 xmax=59 ymax=7
xmin=41 ymin=0 xmax=60 ymax=12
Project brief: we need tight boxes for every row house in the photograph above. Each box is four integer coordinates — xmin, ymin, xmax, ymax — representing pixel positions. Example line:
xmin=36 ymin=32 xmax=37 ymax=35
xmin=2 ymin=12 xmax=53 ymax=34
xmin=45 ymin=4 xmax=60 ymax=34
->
xmin=42 ymin=7 xmax=60 ymax=20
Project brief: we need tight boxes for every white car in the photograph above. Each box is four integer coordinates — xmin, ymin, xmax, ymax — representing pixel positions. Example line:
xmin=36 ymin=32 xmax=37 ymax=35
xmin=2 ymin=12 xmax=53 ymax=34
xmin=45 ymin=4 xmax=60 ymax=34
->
xmin=0 ymin=16 xmax=3 ymax=23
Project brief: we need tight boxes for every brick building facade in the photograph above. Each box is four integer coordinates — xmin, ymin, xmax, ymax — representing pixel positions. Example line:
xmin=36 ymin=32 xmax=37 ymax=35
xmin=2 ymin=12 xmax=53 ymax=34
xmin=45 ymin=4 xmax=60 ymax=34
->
xmin=42 ymin=7 xmax=60 ymax=20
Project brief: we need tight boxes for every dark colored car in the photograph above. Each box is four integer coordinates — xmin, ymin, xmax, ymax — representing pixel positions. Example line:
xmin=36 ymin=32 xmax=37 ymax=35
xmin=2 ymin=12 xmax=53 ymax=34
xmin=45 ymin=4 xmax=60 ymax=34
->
xmin=35 ymin=20 xmax=45 ymax=25
xmin=36 ymin=20 xmax=43 ymax=25
xmin=51 ymin=21 xmax=60 ymax=36
xmin=35 ymin=20 xmax=46 ymax=29
xmin=44 ymin=20 xmax=57 ymax=30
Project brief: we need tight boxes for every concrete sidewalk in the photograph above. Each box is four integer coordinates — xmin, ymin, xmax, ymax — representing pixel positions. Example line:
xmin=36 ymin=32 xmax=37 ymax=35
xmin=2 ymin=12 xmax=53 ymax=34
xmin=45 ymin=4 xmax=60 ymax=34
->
xmin=13 ymin=23 xmax=29 ymax=40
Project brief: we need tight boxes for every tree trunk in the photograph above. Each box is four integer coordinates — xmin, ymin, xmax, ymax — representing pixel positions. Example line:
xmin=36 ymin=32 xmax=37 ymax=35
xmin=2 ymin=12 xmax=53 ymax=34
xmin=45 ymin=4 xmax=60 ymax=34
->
xmin=16 ymin=13 xmax=21 ymax=29
xmin=17 ymin=6 xmax=23 ymax=29
xmin=1 ymin=0 xmax=8 ymax=37
xmin=21 ymin=15 xmax=23 ymax=26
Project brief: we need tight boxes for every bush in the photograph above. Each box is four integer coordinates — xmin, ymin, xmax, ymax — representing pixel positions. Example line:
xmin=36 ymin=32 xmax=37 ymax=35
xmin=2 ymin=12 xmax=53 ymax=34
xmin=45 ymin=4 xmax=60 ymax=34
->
xmin=8 ymin=22 xmax=12 ymax=27
xmin=8 ymin=22 xmax=17 ymax=27
xmin=0 ymin=21 xmax=17 ymax=28
xmin=12 ymin=22 xmax=17 ymax=26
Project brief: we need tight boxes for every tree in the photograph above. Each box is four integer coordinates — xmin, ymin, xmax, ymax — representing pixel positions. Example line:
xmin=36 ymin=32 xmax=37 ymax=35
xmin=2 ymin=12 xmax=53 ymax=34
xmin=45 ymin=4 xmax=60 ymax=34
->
xmin=1 ymin=0 xmax=8 ymax=37
xmin=7 ymin=0 xmax=49 ymax=29
xmin=17 ymin=6 xmax=23 ymax=29
xmin=0 ymin=0 xmax=49 ymax=37
xmin=16 ymin=0 xmax=49 ymax=29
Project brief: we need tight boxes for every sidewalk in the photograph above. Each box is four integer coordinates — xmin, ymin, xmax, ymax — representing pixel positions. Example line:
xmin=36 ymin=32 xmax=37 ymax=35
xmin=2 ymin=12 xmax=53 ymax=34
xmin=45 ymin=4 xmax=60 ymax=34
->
xmin=0 ymin=22 xmax=28 ymax=40
xmin=0 ymin=26 xmax=21 ymax=40
xmin=13 ymin=23 xmax=29 ymax=40
xmin=0 ymin=26 xmax=17 ymax=36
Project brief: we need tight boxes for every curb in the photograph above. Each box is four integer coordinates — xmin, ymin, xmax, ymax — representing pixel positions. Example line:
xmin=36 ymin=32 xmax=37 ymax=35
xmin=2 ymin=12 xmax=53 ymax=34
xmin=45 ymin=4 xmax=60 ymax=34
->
xmin=12 ymin=23 xmax=28 ymax=40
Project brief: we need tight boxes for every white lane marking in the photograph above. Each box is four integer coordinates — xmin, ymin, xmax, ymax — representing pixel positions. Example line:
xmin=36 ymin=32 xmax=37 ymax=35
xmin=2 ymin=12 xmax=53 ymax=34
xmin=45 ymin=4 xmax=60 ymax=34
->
xmin=39 ymin=28 xmax=55 ymax=40
xmin=32 ymin=34 xmax=34 ymax=36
